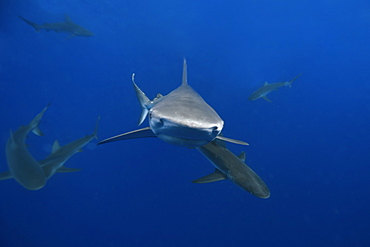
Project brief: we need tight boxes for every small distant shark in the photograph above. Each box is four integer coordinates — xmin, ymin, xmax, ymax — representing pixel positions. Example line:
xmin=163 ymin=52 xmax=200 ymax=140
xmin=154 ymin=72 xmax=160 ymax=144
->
xmin=194 ymin=139 xmax=270 ymax=198
xmin=248 ymin=74 xmax=302 ymax=102
xmin=18 ymin=14 xmax=94 ymax=39
xmin=0 ymin=105 xmax=49 ymax=190
xmin=40 ymin=116 xmax=100 ymax=179
xmin=99 ymin=59 xmax=248 ymax=148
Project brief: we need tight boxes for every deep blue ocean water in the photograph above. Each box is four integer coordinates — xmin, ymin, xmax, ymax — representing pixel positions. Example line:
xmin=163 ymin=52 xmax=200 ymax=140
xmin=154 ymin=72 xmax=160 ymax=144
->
xmin=1 ymin=0 xmax=370 ymax=246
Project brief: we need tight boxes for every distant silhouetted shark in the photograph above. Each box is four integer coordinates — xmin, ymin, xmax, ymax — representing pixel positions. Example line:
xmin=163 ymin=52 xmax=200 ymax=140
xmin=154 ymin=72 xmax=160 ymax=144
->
xmin=18 ymin=14 xmax=94 ymax=39
xmin=0 ymin=105 xmax=49 ymax=190
xmin=99 ymin=59 xmax=248 ymax=147
xmin=194 ymin=138 xmax=270 ymax=198
xmin=248 ymin=74 xmax=302 ymax=102
xmin=40 ymin=116 xmax=100 ymax=179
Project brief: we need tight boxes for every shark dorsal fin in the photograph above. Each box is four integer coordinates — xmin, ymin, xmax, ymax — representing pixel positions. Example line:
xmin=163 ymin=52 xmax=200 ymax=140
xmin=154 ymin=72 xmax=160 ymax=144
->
xmin=65 ymin=14 xmax=72 ymax=23
xmin=263 ymin=81 xmax=269 ymax=86
xmin=52 ymin=140 xmax=61 ymax=153
xmin=182 ymin=58 xmax=188 ymax=86
xmin=238 ymin=152 xmax=246 ymax=162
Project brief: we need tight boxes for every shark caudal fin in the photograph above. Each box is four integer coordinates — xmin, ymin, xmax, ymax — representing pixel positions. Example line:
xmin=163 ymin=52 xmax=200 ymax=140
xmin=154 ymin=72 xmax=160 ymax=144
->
xmin=18 ymin=15 xmax=41 ymax=32
xmin=182 ymin=58 xmax=188 ymax=86
xmin=131 ymin=73 xmax=151 ymax=125
xmin=286 ymin=73 xmax=302 ymax=88
xmin=30 ymin=104 xmax=50 ymax=136
xmin=92 ymin=116 xmax=101 ymax=140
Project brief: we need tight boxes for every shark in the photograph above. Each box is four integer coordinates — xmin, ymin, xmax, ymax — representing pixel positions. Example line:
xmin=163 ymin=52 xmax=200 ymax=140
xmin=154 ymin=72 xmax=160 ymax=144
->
xmin=0 ymin=105 xmax=49 ymax=190
xmin=193 ymin=138 xmax=270 ymax=198
xmin=99 ymin=59 xmax=248 ymax=148
xmin=40 ymin=116 xmax=100 ymax=179
xmin=18 ymin=14 xmax=94 ymax=39
xmin=248 ymin=74 xmax=302 ymax=102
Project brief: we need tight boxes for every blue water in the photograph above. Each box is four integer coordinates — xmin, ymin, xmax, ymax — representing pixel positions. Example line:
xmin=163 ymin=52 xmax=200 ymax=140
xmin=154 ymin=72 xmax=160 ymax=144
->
xmin=1 ymin=0 xmax=370 ymax=246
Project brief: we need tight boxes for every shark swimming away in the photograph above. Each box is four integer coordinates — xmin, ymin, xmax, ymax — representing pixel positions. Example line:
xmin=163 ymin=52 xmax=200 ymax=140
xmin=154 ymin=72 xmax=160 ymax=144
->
xmin=248 ymin=74 xmax=302 ymax=102
xmin=40 ymin=116 xmax=100 ymax=180
xmin=0 ymin=105 xmax=100 ymax=190
xmin=0 ymin=105 xmax=49 ymax=190
xmin=99 ymin=59 xmax=248 ymax=147
xmin=18 ymin=14 xmax=94 ymax=40
xmin=194 ymin=138 xmax=270 ymax=199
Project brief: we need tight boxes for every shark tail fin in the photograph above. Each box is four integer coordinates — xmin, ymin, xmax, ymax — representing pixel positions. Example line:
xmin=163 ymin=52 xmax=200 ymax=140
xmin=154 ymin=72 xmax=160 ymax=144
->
xmin=30 ymin=104 xmax=50 ymax=136
xmin=93 ymin=116 xmax=101 ymax=140
xmin=287 ymin=73 xmax=302 ymax=88
xmin=18 ymin=15 xmax=41 ymax=32
xmin=131 ymin=73 xmax=151 ymax=125
xmin=182 ymin=58 xmax=188 ymax=86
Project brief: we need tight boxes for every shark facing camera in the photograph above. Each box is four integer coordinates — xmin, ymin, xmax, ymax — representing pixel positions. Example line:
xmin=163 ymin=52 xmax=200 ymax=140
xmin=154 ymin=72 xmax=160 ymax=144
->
xmin=98 ymin=59 xmax=270 ymax=198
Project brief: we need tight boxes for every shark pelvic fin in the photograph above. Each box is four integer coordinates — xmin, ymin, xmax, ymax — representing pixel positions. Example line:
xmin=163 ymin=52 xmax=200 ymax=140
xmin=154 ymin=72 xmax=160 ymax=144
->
xmin=98 ymin=127 xmax=156 ymax=145
xmin=132 ymin=73 xmax=151 ymax=125
xmin=262 ymin=96 xmax=272 ymax=103
xmin=192 ymin=169 xmax=226 ymax=183
xmin=182 ymin=58 xmax=188 ymax=85
xmin=215 ymin=135 xmax=249 ymax=146
xmin=0 ymin=171 xmax=12 ymax=181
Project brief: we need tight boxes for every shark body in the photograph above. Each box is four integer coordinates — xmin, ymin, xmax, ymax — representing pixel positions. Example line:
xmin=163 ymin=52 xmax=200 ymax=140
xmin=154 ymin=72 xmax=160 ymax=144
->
xmin=194 ymin=139 xmax=270 ymax=198
xmin=18 ymin=14 xmax=94 ymax=39
xmin=0 ymin=105 xmax=49 ymax=190
xmin=40 ymin=117 xmax=100 ymax=179
xmin=99 ymin=59 xmax=247 ymax=147
xmin=248 ymin=74 xmax=301 ymax=102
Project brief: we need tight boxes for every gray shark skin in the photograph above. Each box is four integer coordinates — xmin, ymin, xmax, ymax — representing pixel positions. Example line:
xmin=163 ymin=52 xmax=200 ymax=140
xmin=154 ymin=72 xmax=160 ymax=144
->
xmin=248 ymin=74 xmax=302 ymax=102
xmin=0 ymin=105 xmax=49 ymax=190
xmin=40 ymin=116 xmax=100 ymax=179
xmin=99 ymin=59 xmax=248 ymax=148
xmin=194 ymin=139 xmax=270 ymax=199
xmin=18 ymin=14 xmax=94 ymax=39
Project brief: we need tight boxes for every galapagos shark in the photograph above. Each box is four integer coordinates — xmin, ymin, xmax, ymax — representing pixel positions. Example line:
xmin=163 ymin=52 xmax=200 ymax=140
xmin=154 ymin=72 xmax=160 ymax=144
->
xmin=0 ymin=105 xmax=49 ymax=190
xmin=99 ymin=59 xmax=248 ymax=148
xmin=18 ymin=14 xmax=94 ymax=39
xmin=248 ymin=74 xmax=302 ymax=102
xmin=194 ymin=139 xmax=270 ymax=198
xmin=40 ymin=116 xmax=100 ymax=179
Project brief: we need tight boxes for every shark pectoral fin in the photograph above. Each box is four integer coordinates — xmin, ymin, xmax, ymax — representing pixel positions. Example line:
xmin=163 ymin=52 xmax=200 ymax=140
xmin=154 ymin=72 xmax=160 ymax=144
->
xmin=131 ymin=73 xmax=151 ymax=125
xmin=0 ymin=171 xmax=12 ymax=180
xmin=63 ymin=34 xmax=76 ymax=41
xmin=192 ymin=169 xmax=226 ymax=183
xmin=238 ymin=152 xmax=246 ymax=162
xmin=262 ymin=96 xmax=272 ymax=103
xmin=57 ymin=166 xmax=81 ymax=173
xmin=215 ymin=136 xmax=249 ymax=146
xmin=98 ymin=126 xmax=156 ymax=145
xmin=32 ymin=127 xmax=44 ymax=136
